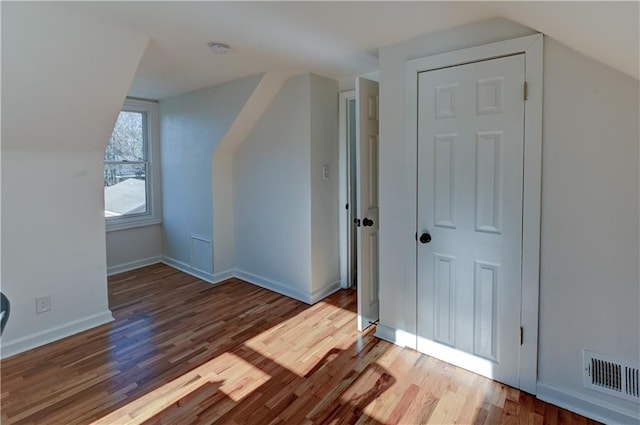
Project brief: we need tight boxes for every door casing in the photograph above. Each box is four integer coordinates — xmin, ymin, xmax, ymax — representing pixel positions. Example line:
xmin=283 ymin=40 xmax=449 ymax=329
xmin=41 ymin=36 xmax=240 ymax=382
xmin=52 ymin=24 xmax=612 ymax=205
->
xmin=399 ymin=34 xmax=543 ymax=394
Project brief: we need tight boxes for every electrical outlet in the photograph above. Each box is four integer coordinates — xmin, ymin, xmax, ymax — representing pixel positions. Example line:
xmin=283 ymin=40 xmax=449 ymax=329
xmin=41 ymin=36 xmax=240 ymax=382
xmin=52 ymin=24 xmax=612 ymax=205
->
xmin=35 ymin=295 xmax=51 ymax=314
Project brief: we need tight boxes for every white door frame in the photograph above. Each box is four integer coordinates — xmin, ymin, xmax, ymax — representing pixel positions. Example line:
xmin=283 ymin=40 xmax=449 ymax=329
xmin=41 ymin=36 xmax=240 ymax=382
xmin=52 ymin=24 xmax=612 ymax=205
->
xmin=339 ymin=90 xmax=356 ymax=289
xmin=405 ymin=34 xmax=543 ymax=394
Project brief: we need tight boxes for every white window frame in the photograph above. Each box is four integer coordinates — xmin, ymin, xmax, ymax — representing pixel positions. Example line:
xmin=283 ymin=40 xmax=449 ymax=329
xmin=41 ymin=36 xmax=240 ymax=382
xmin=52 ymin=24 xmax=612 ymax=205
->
xmin=105 ymin=98 xmax=161 ymax=232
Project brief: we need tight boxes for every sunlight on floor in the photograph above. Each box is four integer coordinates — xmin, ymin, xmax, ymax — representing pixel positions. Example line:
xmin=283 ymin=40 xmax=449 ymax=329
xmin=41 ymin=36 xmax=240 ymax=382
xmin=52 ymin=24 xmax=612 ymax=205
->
xmin=91 ymin=299 xmax=360 ymax=424
xmin=91 ymin=352 xmax=270 ymax=424
xmin=339 ymin=344 xmax=501 ymax=424
xmin=216 ymin=352 xmax=271 ymax=401
xmin=243 ymin=300 xmax=359 ymax=376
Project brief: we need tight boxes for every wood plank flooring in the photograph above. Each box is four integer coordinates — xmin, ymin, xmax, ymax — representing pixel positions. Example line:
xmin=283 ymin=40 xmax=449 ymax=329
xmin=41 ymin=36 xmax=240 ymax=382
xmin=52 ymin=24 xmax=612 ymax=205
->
xmin=1 ymin=264 xmax=599 ymax=424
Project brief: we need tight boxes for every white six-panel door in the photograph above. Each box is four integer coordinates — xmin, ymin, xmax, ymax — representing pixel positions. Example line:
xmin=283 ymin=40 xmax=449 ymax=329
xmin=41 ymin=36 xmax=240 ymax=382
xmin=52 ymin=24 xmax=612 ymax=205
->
xmin=417 ymin=54 xmax=525 ymax=387
xmin=356 ymin=77 xmax=380 ymax=331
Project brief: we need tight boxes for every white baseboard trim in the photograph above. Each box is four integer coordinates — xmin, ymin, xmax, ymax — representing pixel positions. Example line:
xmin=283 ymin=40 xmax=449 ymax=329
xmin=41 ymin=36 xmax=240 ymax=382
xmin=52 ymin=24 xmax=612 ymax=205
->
xmin=0 ymin=310 xmax=114 ymax=359
xmin=159 ymin=262 xmax=341 ymax=305
xmin=339 ymin=281 xmax=353 ymax=290
xmin=161 ymin=256 xmax=233 ymax=285
xmin=373 ymin=324 xmax=417 ymax=349
xmin=107 ymin=256 xmax=162 ymax=276
xmin=234 ymin=269 xmax=313 ymax=304
xmin=374 ymin=324 xmax=399 ymax=344
xmin=537 ymin=382 xmax=640 ymax=424
xmin=213 ymin=269 xmax=235 ymax=283
xmin=310 ymin=281 xmax=342 ymax=304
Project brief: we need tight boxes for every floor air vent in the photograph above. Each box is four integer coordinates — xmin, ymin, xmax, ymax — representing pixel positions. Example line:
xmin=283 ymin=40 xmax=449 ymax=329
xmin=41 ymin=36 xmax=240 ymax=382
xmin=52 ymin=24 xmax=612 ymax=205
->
xmin=584 ymin=350 xmax=640 ymax=403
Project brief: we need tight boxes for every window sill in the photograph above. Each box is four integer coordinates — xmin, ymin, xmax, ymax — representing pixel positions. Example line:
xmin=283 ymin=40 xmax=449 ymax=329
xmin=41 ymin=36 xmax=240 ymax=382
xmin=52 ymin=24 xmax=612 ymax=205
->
xmin=105 ymin=216 xmax=162 ymax=233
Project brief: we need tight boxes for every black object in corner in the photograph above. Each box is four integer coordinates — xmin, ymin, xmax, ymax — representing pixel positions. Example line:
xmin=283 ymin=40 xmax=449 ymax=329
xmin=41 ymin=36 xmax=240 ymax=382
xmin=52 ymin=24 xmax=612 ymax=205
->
xmin=1 ymin=292 xmax=10 ymax=336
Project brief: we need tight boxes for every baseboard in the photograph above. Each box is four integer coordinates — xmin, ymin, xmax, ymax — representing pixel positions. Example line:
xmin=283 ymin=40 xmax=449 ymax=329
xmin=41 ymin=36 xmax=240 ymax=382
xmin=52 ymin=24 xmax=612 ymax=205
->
xmin=213 ymin=269 xmax=235 ymax=282
xmin=161 ymin=256 xmax=233 ymax=285
xmin=537 ymin=382 xmax=640 ymax=424
xmin=310 ymin=281 xmax=342 ymax=304
xmin=0 ymin=310 xmax=114 ymax=359
xmin=107 ymin=256 xmax=162 ymax=276
xmin=339 ymin=281 xmax=353 ymax=290
xmin=373 ymin=324 xmax=417 ymax=349
xmin=234 ymin=269 xmax=313 ymax=304
xmin=374 ymin=324 xmax=398 ymax=344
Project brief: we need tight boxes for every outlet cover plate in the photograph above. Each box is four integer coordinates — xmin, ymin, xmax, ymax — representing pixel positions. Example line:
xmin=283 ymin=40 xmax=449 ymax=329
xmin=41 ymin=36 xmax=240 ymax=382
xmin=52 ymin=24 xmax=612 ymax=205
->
xmin=36 ymin=296 xmax=51 ymax=314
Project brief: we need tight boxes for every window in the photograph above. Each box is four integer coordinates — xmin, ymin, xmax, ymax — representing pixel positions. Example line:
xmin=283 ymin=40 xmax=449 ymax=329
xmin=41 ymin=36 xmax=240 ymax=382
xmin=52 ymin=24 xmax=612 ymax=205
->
xmin=104 ymin=98 xmax=160 ymax=231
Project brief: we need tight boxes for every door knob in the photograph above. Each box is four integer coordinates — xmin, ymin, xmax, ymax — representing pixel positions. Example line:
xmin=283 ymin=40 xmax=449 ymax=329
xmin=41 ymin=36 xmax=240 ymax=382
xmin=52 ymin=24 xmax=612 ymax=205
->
xmin=419 ymin=232 xmax=431 ymax=244
xmin=362 ymin=218 xmax=374 ymax=227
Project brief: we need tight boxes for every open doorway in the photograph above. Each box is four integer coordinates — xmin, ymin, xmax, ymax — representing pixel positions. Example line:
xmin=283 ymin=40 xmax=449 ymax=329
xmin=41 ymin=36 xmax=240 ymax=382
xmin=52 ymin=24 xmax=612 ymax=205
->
xmin=339 ymin=91 xmax=357 ymax=290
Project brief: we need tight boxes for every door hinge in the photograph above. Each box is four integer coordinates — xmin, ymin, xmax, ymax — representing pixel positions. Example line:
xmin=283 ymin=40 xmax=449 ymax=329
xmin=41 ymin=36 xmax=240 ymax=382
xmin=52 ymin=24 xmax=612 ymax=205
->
xmin=523 ymin=81 xmax=528 ymax=101
xmin=520 ymin=326 xmax=524 ymax=345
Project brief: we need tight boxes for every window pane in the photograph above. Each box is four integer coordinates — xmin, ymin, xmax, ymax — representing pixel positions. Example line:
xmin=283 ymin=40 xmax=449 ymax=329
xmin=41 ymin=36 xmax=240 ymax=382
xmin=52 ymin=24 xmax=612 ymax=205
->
xmin=104 ymin=163 xmax=147 ymax=217
xmin=105 ymin=111 xmax=145 ymax=162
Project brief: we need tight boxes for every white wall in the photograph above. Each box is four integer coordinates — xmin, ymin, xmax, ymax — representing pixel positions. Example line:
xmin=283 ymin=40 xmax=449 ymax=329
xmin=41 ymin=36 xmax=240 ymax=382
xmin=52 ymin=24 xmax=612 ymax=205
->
xmin=310 ymin=75 xmax=340 ymax=295
xmin=1 ymin=2 xmax=148 ymax=356
xmin=105 ymin=225 xmax=163 ymax=274
xmin=234 ymin=74 xmax=313 ymax=298
xmin=212 ymin=71 xmax=292 ymax=275
xmin=211 ymin=151 xmax=235 ymax=273
xmin=537 ymin=38 xmax=639 ymax=417
xmin=234 ymin=73 xmax=340 ymax=303
xmin=159 ymin=75 xmax=261 ymax=279
xmin=377 ymin=17 xmax=639 ymax=422
xmin=338 ymin=72 xmax=380 ymax=92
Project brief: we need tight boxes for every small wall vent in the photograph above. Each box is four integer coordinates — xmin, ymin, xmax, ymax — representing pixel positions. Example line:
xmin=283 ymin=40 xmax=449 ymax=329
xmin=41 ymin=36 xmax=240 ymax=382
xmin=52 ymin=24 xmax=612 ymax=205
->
xmin=584 ymin=350 xmax=640 ymax=403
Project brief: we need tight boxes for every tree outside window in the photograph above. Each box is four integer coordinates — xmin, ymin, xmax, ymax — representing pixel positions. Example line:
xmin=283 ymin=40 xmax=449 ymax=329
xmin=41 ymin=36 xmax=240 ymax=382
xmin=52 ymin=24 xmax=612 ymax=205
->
xmin=104 ymin=99 xmax=160 ymax=230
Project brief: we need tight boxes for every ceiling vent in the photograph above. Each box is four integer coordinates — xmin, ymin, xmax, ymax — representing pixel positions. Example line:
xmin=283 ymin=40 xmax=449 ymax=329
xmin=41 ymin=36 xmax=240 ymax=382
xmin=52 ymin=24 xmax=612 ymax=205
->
xmin=584 ymin=350 xmax=640 ymax=403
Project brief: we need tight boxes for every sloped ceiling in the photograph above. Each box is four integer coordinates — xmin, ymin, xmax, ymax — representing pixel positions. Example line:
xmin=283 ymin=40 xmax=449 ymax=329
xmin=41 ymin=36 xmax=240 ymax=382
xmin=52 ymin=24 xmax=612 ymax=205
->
xmin=63 ymin=1 xmax=639 ymax=100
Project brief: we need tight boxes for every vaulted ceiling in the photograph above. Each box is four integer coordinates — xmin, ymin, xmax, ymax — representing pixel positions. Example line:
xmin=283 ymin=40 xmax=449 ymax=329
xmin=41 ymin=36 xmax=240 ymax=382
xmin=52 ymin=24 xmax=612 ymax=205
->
xmin=63 ymin=1 xmax=639 ymax=100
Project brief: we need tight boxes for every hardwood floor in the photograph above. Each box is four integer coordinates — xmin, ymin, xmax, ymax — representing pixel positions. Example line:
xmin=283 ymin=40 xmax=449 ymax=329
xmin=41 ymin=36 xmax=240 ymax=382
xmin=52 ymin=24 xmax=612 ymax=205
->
xmin=1 ymin=264 xmax=599 ymax=424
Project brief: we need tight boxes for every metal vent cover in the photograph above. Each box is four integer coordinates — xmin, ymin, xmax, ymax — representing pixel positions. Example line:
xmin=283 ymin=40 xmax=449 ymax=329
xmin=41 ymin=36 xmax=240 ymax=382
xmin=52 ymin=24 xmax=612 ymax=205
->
xmin=584 ymin=350 xmax=640 ymax=403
